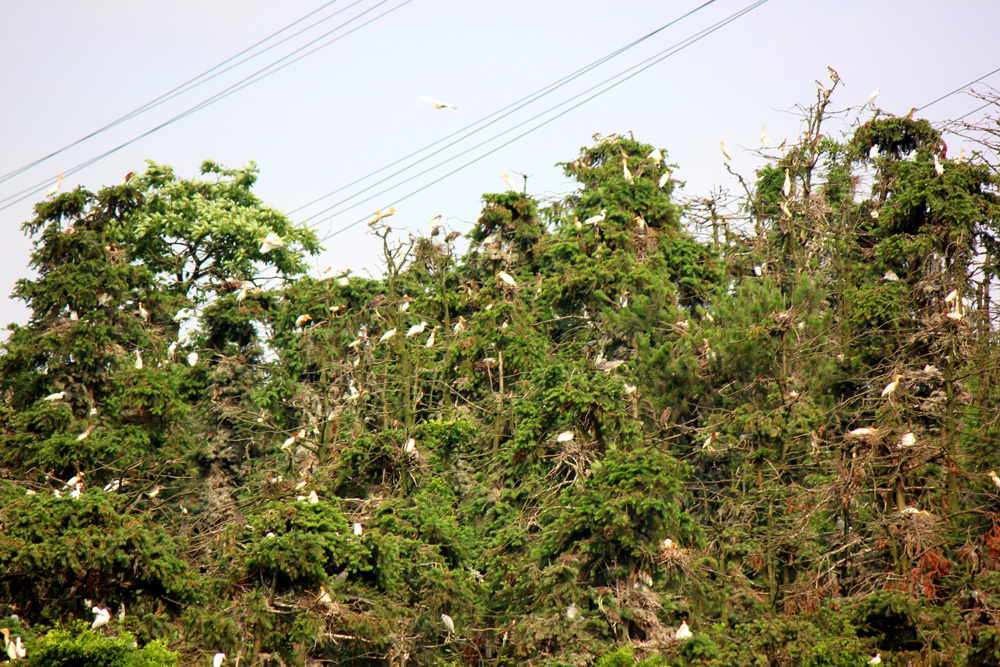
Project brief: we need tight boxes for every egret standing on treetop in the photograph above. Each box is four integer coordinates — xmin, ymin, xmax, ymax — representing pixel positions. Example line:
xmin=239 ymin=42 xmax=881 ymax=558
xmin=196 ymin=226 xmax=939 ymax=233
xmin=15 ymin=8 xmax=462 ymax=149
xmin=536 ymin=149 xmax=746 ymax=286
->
xmin=760 ymin=125 xmax=770 ymax=147
xmin=718 ymin=142 xmax=732 ymax=161
xmin=44 ymin=174 xmax=65 ymax=198
xmin=866 ymin=89 xmax=880 ymax=106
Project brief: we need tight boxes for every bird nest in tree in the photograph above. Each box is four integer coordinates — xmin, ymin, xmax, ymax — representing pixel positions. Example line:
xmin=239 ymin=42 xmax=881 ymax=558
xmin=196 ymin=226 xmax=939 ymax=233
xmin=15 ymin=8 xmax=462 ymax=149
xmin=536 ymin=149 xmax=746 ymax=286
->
xmin=888 ymin=510 xmax=940 ymax=559
xmin=548 ymin=436 xmax=600 ymax=482
xmin=608 ymin=581 xmax=673 ymax=648
xmin=656 ymin=545 xmax=690 ymax=571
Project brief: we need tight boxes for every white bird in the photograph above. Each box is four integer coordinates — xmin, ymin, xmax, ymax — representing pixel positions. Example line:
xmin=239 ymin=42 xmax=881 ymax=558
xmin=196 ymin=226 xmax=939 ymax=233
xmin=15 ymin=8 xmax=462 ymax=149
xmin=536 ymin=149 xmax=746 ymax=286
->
xmin=13 ymin=636 xmax=24 ymax=660
xmin=623 ymin=158 xmax=633 ymax=184
xmin=173 ymin=308 xmax=193 ymax=322
xmin=213 ymin=652 xmax=226 ymax=667
xmin=945 ymin=289 xmax=959 ymax=304
xmin=353 ymin=522 xmax=363 ymax=536
xmin=187 ymin=352 xmax=199 ymax=367
xmin=848 ymin=427 xmax=876 ymax=437
xmin=419 ymin=96 xmax=457 ymax=110
xmin=307 ymin=490 xmax=319 ymax=504
xmin=866 ymin=89 xmax=880 ymax=106
xmin=258 ymin=232 xmax=285 ymax=254
xmin=318 ymin=586 xmax=333 ymax=605
xmin=868 ymin=653 xmax=881 ymax=665
xmin=404 ymin=437 xmax=417 ymax=455
xmin=138 ymin=302 xmax=150 ymax=322
xmin=43 ymin=391 xmax=65 ymax=401
xmin=406 ymin=321 xmax=428 ymax=338
xmin=675 ymin=620 xmax=693 ymax=640
xmin=934 ymin=154 xmax=944 ymax=176
xmin=441 ymin=613 xmax=455 ymax=635
xmin=103 ymin=479 xmax=121 ymax=492
xmin=782 ymin=169 xmax=791 ymax=197
xmin=497 ymin=271 xmax=517 ymax=287
xmin=378 ymin=328 xmax=397 ymax=343
xmin=1 ymin=629 xmax=15 ymax=662
xmin=658 ymin=171 xmax=671 ymax=188
xmin=869 ymin=144 xmax=880 ymax=159
xmin=760 ymin=125 xmax=770 ymax=148
xmin=881 ymin=374 xmax=902 ymax=398
xmin=453 ymin=317 xmax=467 ymax=335
xmin=556 ymin=431 xmax=574 ymax=443
xmin=647 ymin=148 xmax=663 ymax=162
xmin=566 ymin=602 xmax=579 ymax=620
xmin=503 ymin=174 xmax=517 ymax=191
xmin=76 ymin=425 xmax=94 ymax=441
xmin=236 ymin=285 xmax=248 ymax=304
xmin=988 ymin=471 xmax=1000 ymax=492
xmin=117 ymin=603 xmax=125 ymax=621
xmin=92 ymin=606 xmax=111 ymax=629
xmin=703 ymin=432 xmax=719 ymax=450
xmin=583 ymin=209 xmax=606 ymax=225
xmin=135 ymin=351 xmax=143 ymax=370
xmin=295 ymin=313 xmax=314 ymax=329
xmin=167 ymin=341 xmax=177 ymax=361
xmin=44 ymin=174 xmax=65 ymax=198
xmin=425 ymin=327 xmax=438 ymax=348
xmin=899 ymin=432 xmax=916 ymax=448
xmin=883 ymin=270 xmax=899 ymax=282
xmin=718 ymin=141 xmax=732 ymax=161
xmin=70 ymin=483 xmax=83 ymax=500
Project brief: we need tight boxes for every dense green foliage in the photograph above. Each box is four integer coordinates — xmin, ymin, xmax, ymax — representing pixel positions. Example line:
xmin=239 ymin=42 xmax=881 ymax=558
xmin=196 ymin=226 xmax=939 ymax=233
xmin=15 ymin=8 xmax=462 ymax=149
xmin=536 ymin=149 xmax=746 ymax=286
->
xmin=3 ymin=91 xmax=1000 ymax=667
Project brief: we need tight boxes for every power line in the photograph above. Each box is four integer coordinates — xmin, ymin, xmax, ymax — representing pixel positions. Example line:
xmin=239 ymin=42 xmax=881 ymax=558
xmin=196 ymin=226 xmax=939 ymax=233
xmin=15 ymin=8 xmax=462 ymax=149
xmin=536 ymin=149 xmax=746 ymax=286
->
xmin=0 ymin=0 xmax=416 ymax=212
xmin=288 ymin=0 xmax=720 ymax=217
xmin=0 ymin=0 xmax=347 ymax=186
xmin=917 ymin=66 xmax=1000 ymax=112
xmin=314 ymin=0 xmax=771 ymax=242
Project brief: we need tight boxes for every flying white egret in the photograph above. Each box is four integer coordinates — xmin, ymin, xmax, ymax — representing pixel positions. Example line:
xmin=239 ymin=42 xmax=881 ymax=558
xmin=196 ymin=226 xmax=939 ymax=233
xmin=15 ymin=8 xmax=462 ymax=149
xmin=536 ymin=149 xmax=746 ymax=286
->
xmin=353 ymin=522 xmax=363 ymax=536
xmin=989 ymin=471 xmax=1000 ymax=491
xmin=406 ymin=321 xmax=428 ymax=338
xmin=187 ymin=352 xmax=199 ymax=367
xmin=43 ymin=391 xmax=65 ymax=401
xmin=418 ymin=96 xmax=457 ymax=110
xmin=441 ymin=613 xmax=455 ymax=635
xmin=135 ymin=351 xmax=143 ymax=370
xmin=675 ymin=620 xmax=693 ymax=640
xmin=866 ymin=89 xmax=880 ymax=106
xmin=44 ymin=174 xmax=65 ymax=198
xmin=497 ymin=271 xmax=517 ymax=287
xmin=718 ymin=142 xmax=732 ymax=161
xmin=213 ymin=652 xmax=226 ymax=667
xmin=92 ymin=606 xmax=111 ymax=629
xmin=868 ymin=653 xmax=881 ymax=665
xmin=259 ymin=232 xmax=285 ymax=254
xmin=379 ymin=328 xmax=397 ymax=343
xmin=583 ymin=209 xmax=606 ymax=225
xmin=934 ymin=154 xmax=944 ymax=176
xmin=556 ymin=431 xmax=575 ymax=443
xmin=881 ymin=374 xmax=902 ymax=398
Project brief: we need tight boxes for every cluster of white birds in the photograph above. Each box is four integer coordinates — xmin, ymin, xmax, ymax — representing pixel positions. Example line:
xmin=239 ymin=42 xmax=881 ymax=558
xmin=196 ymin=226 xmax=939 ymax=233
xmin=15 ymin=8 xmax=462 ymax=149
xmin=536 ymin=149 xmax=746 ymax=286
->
xmin=1 ymin=628 xmax=26 ymax=661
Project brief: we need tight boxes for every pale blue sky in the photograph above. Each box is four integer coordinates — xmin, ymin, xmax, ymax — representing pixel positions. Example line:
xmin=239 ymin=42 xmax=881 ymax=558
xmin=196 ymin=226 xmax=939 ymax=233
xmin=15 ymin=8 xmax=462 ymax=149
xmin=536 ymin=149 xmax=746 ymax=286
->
xmin=1 ymin=0 xmax=996 ymax=332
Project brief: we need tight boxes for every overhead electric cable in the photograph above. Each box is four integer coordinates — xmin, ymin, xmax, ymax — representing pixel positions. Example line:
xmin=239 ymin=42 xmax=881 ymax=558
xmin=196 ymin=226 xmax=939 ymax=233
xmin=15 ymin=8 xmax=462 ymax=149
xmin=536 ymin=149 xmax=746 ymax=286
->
xmin=287 ymin=0 xmax=720 ymax=216
xmin=0 ymin=0 xmax=415 ymax=212
xmin=917 ymin=66 xmax=1000 ymax=111
xmin=0 ymin=0 xmax=347 ymax=185
xmin=314 ymin=0 xmax=770 ymax=241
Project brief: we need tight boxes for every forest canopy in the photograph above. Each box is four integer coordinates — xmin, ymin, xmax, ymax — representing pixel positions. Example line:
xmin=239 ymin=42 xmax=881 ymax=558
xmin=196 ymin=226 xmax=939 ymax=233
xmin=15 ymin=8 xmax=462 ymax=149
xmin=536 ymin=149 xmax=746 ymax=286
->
xmin=2 ymin=81 xmax=1000 ymax=667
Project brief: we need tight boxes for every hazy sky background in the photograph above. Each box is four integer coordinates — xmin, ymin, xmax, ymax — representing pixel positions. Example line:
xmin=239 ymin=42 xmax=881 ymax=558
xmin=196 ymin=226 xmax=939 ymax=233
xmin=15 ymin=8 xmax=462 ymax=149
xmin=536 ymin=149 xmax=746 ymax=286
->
xmin=1 ymin=0 xmax=996 ymax=334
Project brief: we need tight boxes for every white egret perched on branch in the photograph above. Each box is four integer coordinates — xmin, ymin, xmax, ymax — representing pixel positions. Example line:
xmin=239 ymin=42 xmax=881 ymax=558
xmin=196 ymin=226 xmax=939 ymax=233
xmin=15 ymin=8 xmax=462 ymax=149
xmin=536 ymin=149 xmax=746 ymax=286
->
xmin=378 ymin=328 xmax=397 ymax=344
xmin=44 ymin=174 xmax=65 ymax=198
xmin=718 ymin=142 xmax=732 ymax=161
xmin=353 ymin=522 xmax=363 ymax=536
xmin=898 ymin=432 xmax=916 ymax=448
xmin=622 ymin=158 xmax=633 ymax=184
xmin=989 ymin=471 xmax=1000 ymax=491
xmin=583 ymin=209 xmax=606 ymax=225
xmin=418 ymin=96 xmax=457 ymax=110
xmin=934 ymin=154 xmax=944 ymax=176
xmin=556 ymin=431 xmax=574 ymax=443
xmin=43 ymin=391 xmax=65 ymax=401
xmin=1 ymin=629 xmax=16 ymax=661
xmin=868 ymin=653 xmax=881 ymax=665
xmin=503 ymin=173 xmax=517 ymax=191
xmin=865 ymin=89 xmax=880 ymax=106
xmin=213 ymin=652 xmax=226 ymax=667
xmin=406 ymin=321 xmax=428 ymax=338
xmin=92 ymin=606 xmax=111 ymax=629
xmin=173 ymin=308 xmax=193 ymax=322
xmin=675 ymin=620 xmax=693 ymax=640
xmin=881 ymin=374 xmax=902 ymax=398
xmin=760 ymin=126 xmax=770 ymax=148
xmin=497 ymin=271 xmax=517 ymax=288
xmin=782 ymin=169 xmax=791 ymax=197
xmin=441 ymin=613 xmax=455 ymax=635
xmin=186 ymin=352 xmax=199 ymax=367
xmin=258 ymin=232 xmax=285 ymax=254
xmin=135 ymin=351 xmax=143 ymax=370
